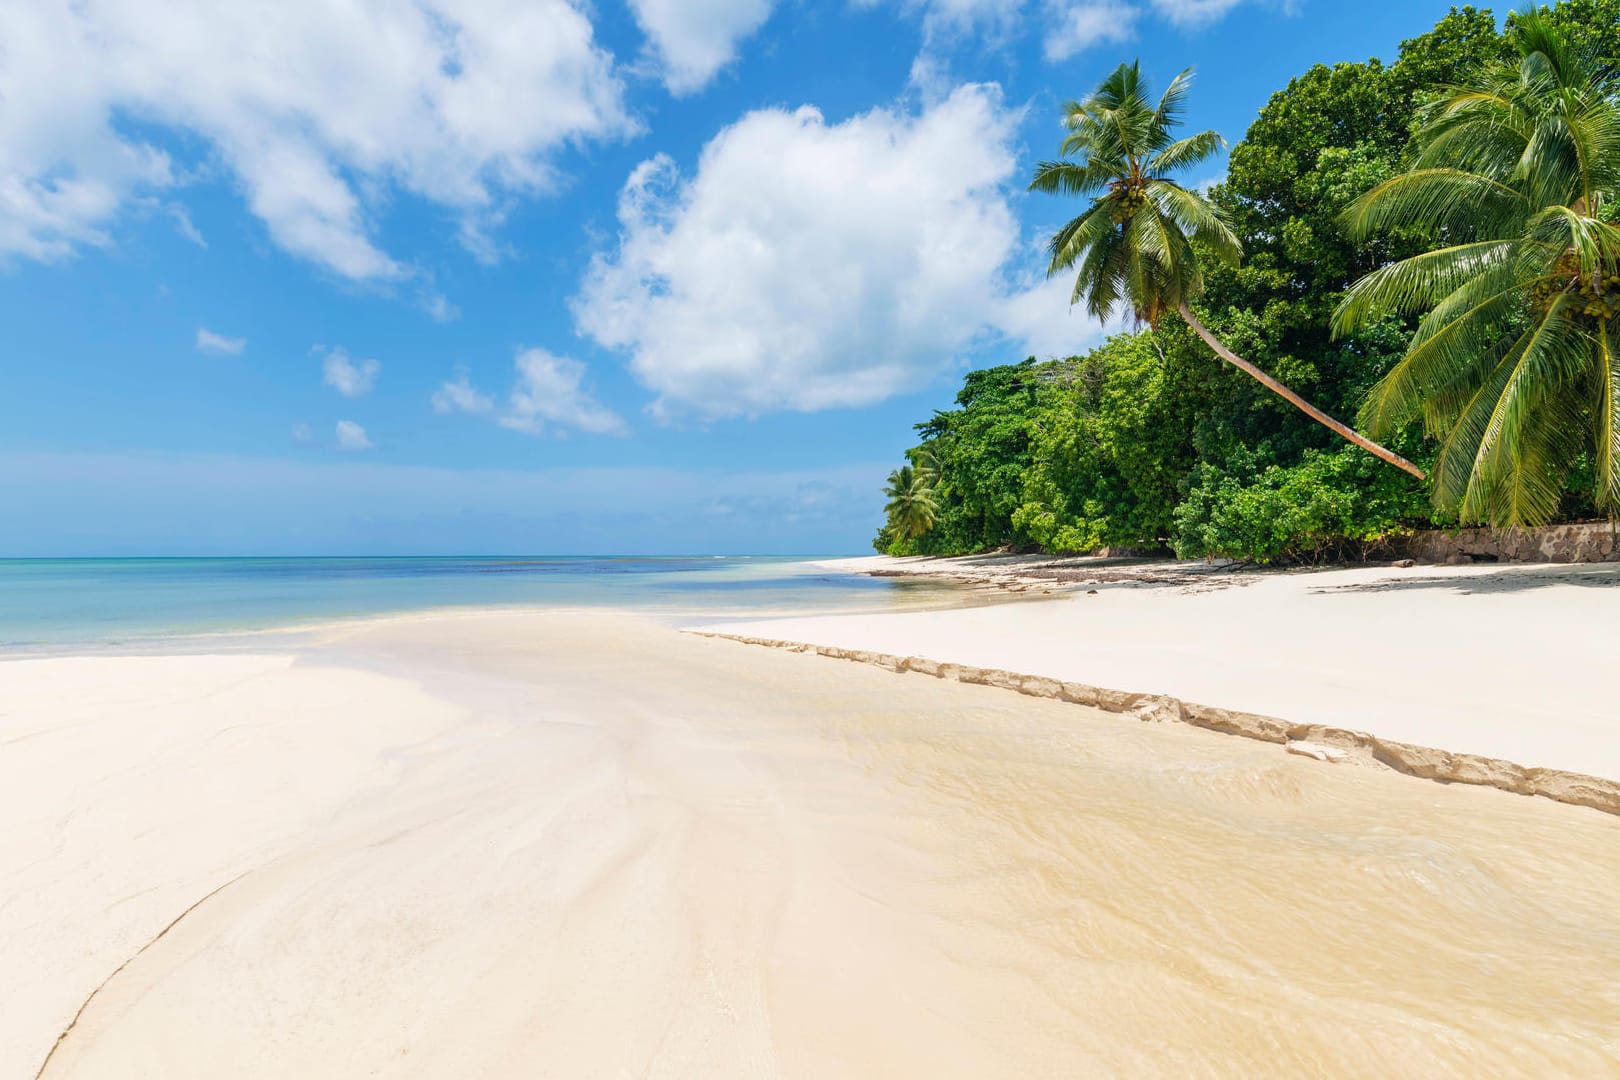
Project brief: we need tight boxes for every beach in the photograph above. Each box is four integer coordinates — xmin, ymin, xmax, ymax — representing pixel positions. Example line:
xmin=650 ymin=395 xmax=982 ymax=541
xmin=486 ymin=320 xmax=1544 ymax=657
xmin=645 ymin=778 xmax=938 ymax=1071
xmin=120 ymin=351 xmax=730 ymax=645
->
xmin=5 ymin=599 xmax=1620 ymax=1077
xmin=711 ymin=555 xmax=1620 ymax=808
xmin=15 ymin=0 xmax=1620 ymax=1074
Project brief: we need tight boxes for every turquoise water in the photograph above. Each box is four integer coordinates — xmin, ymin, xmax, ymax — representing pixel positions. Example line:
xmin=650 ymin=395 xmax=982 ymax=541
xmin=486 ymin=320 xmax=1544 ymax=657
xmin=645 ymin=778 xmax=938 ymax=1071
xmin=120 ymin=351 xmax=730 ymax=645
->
xmin=0 ymin=557 xmax=956 ymax=648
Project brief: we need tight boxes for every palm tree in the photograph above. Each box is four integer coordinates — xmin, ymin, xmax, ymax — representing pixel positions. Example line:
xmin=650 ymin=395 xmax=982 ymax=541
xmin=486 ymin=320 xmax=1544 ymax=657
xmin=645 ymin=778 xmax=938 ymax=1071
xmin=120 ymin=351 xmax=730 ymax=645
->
xmin=909 ymin=443 xmax=941 ymax=486
xmin=883 ymin=464 xmax=939 ymax=543
xmin=1032 ymin=61 xmax=1424 ymax=478
xmin=1333 ymin=14 xmax=1620 ymax=524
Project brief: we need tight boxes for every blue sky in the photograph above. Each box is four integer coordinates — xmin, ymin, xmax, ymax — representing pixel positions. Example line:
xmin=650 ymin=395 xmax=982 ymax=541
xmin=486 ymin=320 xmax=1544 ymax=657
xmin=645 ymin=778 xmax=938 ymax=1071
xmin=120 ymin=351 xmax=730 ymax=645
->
xmin=1 ymin=0 xmax=1468 ymax=555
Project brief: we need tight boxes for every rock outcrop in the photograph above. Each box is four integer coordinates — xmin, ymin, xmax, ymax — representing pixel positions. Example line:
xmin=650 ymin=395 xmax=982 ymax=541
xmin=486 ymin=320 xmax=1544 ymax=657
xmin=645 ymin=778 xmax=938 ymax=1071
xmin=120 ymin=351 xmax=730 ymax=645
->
xmin=1394 ymin=522 xmax=1620 ymax=564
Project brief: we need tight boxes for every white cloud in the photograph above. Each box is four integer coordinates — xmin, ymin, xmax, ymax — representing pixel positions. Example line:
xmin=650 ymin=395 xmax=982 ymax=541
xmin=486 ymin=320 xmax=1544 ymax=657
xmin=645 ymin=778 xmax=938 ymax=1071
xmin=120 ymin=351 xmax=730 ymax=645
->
xmin=996 ymin=259 xmax=1118 ymax=360
xmin=167 ymin=203 xmax=205 ymax=247
xmin=334 ymin=420 xmax=372 ymax=451
xmin=1148 ymin=0 xmax=1247 ymax=26
xmin=868 ymin=0 xmax=1018 ymax=40
xmin=432 ymin=367 xmax=495 ymax=415
xmin=421 ymin=292 xmax=460 ymax=324
xmin=1044 ymin=1 xmax=1141 ymax=60
xmin=0 ymin=1 xmax=631 ymax=279
xmin=627 ymin=0 xmax=775 ymax=94
xmin=195 ymin=327 xmax=245 ymax=355
xmin=321 ymin=347 xmax=380 ymax=398
xmin=500 ymin=348 xmax=627 ymax=437
xmin=872 ymin=0 xmax=1257 ymax=63
xmin=291 ymin=422 xmax=314 ymax=444
xmin=434 ymin=352 xmax=624 ymax=436
xmin=575 ymin=84 xmax=1098 ymax=419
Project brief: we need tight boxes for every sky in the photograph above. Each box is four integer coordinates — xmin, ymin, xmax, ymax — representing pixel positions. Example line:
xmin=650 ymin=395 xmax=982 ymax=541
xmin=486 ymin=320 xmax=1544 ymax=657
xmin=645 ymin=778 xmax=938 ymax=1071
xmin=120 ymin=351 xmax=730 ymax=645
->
xmin=0 ymin=0 xmax=1471 ymax=555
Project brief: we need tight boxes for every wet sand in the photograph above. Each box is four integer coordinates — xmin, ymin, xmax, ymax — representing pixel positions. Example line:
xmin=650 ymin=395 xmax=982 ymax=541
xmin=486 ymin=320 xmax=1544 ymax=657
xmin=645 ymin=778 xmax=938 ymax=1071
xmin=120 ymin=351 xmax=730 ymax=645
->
xmin=717 ymin=558 xmax=1620 ymax=787
xmin=4 ymin=611 xmax=1619 ymax=1077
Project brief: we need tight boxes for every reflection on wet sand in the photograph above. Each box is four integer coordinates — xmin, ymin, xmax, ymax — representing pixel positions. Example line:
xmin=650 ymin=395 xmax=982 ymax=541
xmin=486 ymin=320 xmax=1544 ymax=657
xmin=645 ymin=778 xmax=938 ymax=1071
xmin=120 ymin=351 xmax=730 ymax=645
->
xmin=4 ymin=612 xmax=1616 ymax=1078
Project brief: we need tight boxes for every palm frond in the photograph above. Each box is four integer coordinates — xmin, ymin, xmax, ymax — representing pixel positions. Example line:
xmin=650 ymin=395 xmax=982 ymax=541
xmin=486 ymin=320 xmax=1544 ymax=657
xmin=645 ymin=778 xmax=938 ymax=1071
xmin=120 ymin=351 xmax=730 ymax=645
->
xmin=1046 ymin=200 xmax=1118 ymax=275
xmin=1345 ymin=15 xmax=1620 ymax=523
xmin=1596 ymin=320 xmax=1620 ymax=508
xmin=1148 ymin=130 xmax=1223 ymax=176
xmin=1356 ymin=268 xmax=1530 ymax=434
xmin=1340 ymin=169 xmax=1527 ymax=243
xmin=1148 ymin=181 xmax=1240 ymax=265
xmin=1333 ymin=240 xmax=1517 ymax=332
xmin=1153 ymin=67 xmax=1195 ymax=139
xmin=1028 ymin=159 xmax=1118 ymax=198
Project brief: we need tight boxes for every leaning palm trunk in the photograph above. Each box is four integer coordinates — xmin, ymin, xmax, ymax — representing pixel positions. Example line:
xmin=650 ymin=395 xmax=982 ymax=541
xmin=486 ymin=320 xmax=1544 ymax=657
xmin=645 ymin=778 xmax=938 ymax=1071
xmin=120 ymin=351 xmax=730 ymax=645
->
xmin=1177 ymin=303 xmax=1425 ymax=479
xmin=1033 ymin=61 xmax=1426 ymax=482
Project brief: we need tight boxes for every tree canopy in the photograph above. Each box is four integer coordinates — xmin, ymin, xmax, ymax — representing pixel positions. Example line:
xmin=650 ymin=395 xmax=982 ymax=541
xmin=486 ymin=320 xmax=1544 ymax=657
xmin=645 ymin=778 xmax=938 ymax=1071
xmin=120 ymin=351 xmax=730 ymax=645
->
xmin=876 ymin=2 xmax=1620 ymax=562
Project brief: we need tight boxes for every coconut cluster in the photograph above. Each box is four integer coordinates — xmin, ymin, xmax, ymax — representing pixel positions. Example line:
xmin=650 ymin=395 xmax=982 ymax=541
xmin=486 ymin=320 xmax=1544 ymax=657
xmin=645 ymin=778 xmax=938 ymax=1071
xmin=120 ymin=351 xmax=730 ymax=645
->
xmin=1529 ymin=256 xmax=1620 ymax=321
xmin=1111 ymin=183 xmax=1150 ymax=226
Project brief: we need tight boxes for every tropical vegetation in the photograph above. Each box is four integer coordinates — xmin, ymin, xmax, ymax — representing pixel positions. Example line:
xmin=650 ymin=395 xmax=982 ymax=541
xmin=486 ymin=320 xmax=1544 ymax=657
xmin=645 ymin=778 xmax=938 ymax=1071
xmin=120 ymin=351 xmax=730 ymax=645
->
xmin=875 ymin=2 xmax=1620 ymax=562
xmin=880 ymin=463 xmax=940 ymax=546
xmin=1335 ymin=11 xmax=1620 ymax=525
xmin=1032 ymin=61 xmax=1422 ymax=477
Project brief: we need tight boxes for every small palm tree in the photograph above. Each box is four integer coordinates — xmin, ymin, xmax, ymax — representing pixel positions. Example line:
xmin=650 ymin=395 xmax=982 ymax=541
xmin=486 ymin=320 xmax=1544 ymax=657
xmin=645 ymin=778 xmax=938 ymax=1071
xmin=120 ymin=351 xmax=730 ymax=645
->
xmin=883 ymin=464 xmax=939 ymax=543
xmin=909 ymin=444 xmax=941 ymax=486
xmin=1032 ymin=61 xmax=1424 ymax=478
xmin=1334 ymin=14 xmax=1620 ymax=524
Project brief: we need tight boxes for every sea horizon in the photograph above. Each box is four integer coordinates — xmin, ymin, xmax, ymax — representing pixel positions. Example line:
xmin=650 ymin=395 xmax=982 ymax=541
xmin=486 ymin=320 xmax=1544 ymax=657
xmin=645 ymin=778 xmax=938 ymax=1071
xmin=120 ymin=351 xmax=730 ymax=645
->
xmin=0 ymin=554 xmax=953 ymax=649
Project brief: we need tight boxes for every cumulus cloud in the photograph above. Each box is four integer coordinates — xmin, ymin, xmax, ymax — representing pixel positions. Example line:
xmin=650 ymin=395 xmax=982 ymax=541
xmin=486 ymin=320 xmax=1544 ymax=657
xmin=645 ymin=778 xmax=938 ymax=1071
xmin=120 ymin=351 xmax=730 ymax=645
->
xmin=996 ymin=260 xmax=1119 ymax=360
xmin=501 ymin=348 xmax=627 ymax=437
xmin=574 ymin=84 xmax=1102 ymax=419
xmin=321 ymin=347 xmax=380 ymax=398
xmin=432 ymin=352 xmax=625 ymax=436
xmin=432 ymin=367 xmax=496 ymax=416
xmin=0 ymin=1 xmax=631 ymax=278
xmin=195 ymin=327 xmax=245 ymax=355
xmin=1044 ymin=1 xmax=1141 ymax=60
xmin=627 ymin=0 xmax=775 ymax=94
xmin=334 ymin=420 xmax=372 ymax=451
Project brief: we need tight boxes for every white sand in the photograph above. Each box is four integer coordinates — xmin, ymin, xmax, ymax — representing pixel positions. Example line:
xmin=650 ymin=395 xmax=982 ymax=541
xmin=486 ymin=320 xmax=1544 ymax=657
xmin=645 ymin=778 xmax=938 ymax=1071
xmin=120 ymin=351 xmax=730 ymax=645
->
xmin=5 ymin=609 xmax=1620 ymax=1077
xmin=714 ymin=559 xmax=1620 ymax=782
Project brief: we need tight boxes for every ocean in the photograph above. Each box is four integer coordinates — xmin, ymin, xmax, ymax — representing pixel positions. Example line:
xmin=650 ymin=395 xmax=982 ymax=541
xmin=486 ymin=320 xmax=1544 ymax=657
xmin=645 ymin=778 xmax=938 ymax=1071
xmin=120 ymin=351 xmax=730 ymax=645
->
xmin=0 ymin=556 xmax=959 ymax=648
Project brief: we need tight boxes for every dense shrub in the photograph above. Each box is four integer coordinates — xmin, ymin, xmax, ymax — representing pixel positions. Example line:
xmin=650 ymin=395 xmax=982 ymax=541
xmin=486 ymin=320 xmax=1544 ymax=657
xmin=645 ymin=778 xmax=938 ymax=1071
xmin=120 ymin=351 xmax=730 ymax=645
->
xmin=1170 ymin=447 xmax=1435 ymax=563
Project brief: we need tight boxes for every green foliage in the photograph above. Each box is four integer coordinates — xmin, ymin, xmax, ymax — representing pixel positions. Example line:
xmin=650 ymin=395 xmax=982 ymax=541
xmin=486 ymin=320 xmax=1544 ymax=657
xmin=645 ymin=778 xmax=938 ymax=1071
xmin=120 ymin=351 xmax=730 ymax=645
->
xmin=880 ymin=362 xmax=1042 ymax=553
xmin=1515 ymin=0 xmax=1620 ymax=63
xmin=1171 ymin=447 xmax=1435 ymax=563
xmin=877 ymin=2 xmax=1617 ymax=562
xmin=1034 ymin=49 xmax=1419 ymax=476
xmin=881 ymin=464 xmax=939 ymax=548
xmin=1012 ymin=334 xmax=1192 ymax=551
xmin=1337 ymin=11 xmax=1620 ymax=525
xmin=1030 ymin=61 xmax=1237 ymax=326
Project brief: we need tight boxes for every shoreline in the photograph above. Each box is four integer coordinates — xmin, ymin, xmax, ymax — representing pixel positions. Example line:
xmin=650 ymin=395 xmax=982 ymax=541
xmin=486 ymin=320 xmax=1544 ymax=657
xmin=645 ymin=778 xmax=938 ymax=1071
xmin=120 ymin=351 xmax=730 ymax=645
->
xmin=811 ymin=551 xmax=1227 ymax=593
xmin=694 ymin=630 xmax=1620 ymax=816
xmin=0 ymin=557 xmax=994 ymax=657
xmin=707 ymin=554 xmax=1620 ymax=815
